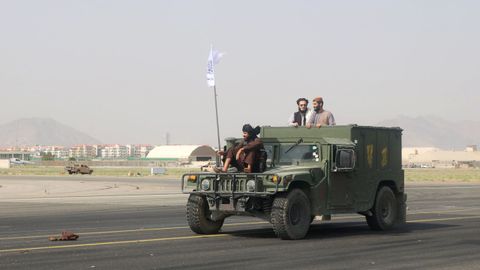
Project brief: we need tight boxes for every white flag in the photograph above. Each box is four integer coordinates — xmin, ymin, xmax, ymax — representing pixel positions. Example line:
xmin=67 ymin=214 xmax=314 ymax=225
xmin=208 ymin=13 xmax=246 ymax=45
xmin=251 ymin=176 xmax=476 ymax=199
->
xmin=206 ymin=46 xmax=224 ymax=87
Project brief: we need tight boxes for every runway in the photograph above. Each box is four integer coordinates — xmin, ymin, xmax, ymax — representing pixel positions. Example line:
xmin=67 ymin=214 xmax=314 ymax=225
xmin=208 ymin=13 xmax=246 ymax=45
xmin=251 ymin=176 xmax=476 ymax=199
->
xmin=0 ymin=176 xmax=479 ymax=270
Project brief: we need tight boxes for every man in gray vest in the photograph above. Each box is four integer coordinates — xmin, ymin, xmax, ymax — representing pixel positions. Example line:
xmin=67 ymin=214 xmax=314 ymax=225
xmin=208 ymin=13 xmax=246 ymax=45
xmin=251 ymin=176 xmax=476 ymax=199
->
xmin=288 ymin=98 xmax=312 ymax=127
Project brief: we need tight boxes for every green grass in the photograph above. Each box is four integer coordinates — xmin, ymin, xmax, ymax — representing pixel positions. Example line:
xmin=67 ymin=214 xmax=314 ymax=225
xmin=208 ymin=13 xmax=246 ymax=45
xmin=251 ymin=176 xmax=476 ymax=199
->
xmin=2 ymin=166 xmax=480 ymax=182
xmin=405 ymin=168 xmax=480 ymax=182
xmin=0 ymin=166 xmax=199 ymax=178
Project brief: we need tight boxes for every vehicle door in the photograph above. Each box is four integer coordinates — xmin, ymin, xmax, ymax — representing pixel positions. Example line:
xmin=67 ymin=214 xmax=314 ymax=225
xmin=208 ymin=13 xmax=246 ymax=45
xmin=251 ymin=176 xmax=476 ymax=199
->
xmin=328 ymin=145 xmax=356 ymax=210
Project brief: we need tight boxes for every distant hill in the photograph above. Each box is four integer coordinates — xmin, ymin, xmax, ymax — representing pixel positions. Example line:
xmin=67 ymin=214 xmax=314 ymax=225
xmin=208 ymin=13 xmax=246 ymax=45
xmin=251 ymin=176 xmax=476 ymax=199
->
xmin=0 ymin=118 xmax=101 ymax=147
xmin=378 ymin=115 xmax=480 ymax=149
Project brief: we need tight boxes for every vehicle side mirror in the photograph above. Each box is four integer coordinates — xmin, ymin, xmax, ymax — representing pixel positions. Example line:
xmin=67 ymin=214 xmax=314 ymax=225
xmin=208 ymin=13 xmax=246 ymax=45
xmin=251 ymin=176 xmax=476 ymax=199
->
xmin=332 ymin=149 xmax=355 ymax=172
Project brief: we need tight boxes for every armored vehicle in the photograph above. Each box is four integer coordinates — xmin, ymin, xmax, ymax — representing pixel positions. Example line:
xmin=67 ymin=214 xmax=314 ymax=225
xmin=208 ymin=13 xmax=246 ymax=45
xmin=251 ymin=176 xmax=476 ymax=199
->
xmin=182 ymin=125 xmax=406 ymax=240
xmin=65 ymin=164 xmax=93 ymax=175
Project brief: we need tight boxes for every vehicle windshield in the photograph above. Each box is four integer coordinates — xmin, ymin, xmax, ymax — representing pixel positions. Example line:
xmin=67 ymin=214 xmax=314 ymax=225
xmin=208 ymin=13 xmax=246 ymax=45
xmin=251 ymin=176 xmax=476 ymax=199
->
xmin=258 ymin=143 xmax=319 ymax=167
xmin=278 ymin=144 xmax=319 ymax=165
xmin=262 ymin=143 xmax=320 ymax=167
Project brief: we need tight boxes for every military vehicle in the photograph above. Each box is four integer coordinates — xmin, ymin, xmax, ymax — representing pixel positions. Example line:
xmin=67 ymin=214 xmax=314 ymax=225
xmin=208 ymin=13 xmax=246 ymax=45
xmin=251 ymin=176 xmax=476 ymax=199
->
xmin=65 ymin=164 xmax=93 ymax=175
xmin=182 ymin=125 xmax=406 ymax=240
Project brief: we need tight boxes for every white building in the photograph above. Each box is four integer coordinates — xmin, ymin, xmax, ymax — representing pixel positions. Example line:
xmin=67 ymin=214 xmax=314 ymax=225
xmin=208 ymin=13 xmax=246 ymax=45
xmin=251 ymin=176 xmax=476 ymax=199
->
xmin=404 ymin=146 xmax=480 ymax=168
xmin=146 ymin=145 xmax=216 ymax=162
xmin=127 ymin=144 xmax=154 ymax=158
xmin=40 ymin=146 xmax=69 ymax=159
xmin=69 ymin=145 xmax=96 ymax=160
xmin=100 ymin=144 xmax=128 ymax=159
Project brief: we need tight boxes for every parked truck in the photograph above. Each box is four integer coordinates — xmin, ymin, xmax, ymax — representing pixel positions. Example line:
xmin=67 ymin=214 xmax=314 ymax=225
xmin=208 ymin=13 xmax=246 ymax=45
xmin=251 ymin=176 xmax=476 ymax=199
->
xmin=182 ymin=125 xmax=406 ymax=240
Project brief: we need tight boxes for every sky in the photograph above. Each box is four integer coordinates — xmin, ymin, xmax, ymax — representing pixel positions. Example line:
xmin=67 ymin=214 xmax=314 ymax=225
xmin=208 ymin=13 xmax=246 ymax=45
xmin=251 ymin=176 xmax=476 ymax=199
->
xmin=0 ymin=0 xmax=478 ymax=146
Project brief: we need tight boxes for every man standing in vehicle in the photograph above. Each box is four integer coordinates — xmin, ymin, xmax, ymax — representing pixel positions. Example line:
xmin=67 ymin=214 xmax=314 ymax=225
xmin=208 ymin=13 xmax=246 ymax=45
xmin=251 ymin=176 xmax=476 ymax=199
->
xmin=306 ymin=97 xmax=336 ymax=128
xmin=288 ymin=98 xmax=312 ymax=127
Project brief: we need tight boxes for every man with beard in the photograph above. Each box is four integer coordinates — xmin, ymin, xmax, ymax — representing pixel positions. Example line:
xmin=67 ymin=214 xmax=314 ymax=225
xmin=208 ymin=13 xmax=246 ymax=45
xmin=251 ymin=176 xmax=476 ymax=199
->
xmin=215 ymin=124 xmax=264 ymax=173
xmin=306 ymin=96 xmax=336 ymax=128
xmin=288 ymin=97 xmax=312 ymax=127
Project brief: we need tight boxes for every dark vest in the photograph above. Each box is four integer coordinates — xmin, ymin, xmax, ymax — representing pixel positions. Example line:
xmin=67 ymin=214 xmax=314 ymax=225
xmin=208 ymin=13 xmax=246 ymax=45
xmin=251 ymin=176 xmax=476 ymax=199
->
xmin=293 ymin=111 xmax=307 ymax=126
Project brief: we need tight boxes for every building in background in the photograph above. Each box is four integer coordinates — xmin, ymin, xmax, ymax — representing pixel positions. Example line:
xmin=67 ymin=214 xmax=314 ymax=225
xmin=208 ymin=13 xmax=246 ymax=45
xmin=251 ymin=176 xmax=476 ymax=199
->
xmin=127 ymin=144 xmax=154 ymax=159
xmin=69 ymin=145 xmax=97 ymax=160
xmin=146 ymin=145 xmax=216 ymax=163
xmin=41 ymin=146 xmax=69 ymax=159
xmin=100 ymin=144 xmax=128 ymax=159
xmin=404 ymin=146 xmax=480 ymax=168
xmin=0 ymin=151 xmax=32 ymax=161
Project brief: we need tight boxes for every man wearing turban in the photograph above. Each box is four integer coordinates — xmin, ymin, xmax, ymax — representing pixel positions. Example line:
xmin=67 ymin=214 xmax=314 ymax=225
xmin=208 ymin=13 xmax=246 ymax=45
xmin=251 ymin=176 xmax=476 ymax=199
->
xmin=216 ymin=124 xmax=264 ymax=173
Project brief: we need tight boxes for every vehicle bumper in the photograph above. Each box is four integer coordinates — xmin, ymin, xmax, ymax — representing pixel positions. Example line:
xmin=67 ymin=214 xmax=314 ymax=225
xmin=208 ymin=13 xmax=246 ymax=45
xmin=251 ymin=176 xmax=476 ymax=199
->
xmin=182 ymin=173 xmax=282 ymax=213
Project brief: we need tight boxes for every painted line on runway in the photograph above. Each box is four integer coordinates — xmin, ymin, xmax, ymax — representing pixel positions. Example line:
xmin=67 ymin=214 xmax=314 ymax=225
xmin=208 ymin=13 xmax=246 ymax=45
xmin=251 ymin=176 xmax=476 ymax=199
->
xmin=407 ymin=215 xmax=480 ymax=223
xmin=408 ymin=207 xmax=480 ymax=215
xmin=0 ymin=193 xmax=187 ymax=202
xmin=0 ymin=221 xmax=268 ymax=241
xmin=0 ymin=234 xmax=228 ymax=253
xmin=1 ymin=215 xmax=480 ymax=254
xmin=1 ymin=208 xmax=479 ymax=241
xmin=406 ymin=185 xmax=480 ymax=190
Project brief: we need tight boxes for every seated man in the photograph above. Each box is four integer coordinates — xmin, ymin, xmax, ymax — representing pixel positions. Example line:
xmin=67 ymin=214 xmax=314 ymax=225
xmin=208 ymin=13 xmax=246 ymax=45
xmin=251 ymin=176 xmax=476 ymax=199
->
xmin=216 ymin=124 xmax=264 ymax=173
xmin=217 ymin=142 xmax=243 ymax=172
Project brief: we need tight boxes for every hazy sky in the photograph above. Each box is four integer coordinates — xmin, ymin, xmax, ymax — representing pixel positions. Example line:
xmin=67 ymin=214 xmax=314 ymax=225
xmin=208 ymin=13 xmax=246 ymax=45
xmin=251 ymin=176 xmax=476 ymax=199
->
xmin=1 ymin=0 xmax=478 ymax=146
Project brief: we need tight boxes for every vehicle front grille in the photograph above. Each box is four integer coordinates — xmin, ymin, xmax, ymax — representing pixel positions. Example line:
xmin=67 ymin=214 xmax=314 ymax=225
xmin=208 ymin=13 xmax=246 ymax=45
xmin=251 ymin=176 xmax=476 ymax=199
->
xmin=218 ymin=176 xmax=247 ymax=193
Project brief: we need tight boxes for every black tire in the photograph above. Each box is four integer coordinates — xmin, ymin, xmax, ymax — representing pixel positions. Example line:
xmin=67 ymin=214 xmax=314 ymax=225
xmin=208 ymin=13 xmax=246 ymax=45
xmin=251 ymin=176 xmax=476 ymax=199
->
xmin=186 ymin=194 xmax=224 ymax=234
xmin=271 ymin=189 xmax=311 ymax=240
xmin=366 ymin=186 xmax=398 ymax=231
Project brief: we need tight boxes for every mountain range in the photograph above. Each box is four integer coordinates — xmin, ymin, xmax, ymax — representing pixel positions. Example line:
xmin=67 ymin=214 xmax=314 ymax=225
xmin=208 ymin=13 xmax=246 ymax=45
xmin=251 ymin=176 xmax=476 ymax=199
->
xmin=0 ymin=116 xmax=478 ymax=149
xmin=0 ymin=118 xmax=101 ymax=147
xmin=378 ymin=115 xmax=480 ymax=149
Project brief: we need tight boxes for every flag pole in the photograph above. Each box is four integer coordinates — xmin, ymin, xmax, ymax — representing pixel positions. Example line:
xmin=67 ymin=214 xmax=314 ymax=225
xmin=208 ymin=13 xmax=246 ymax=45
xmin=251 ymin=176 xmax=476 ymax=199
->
xmin=207 ymin=45 xmax=223 ymax=167
xmin=213 ymin=85 xmax=222 ymax=166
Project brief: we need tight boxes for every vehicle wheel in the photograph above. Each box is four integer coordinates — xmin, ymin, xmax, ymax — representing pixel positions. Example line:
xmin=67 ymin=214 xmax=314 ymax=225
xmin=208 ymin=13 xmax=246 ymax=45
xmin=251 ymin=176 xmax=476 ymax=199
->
xmin=366 ymin=186 xmax=398 ymax=230
xmin=186 ymin=194 xmax=224 ymax=234
xmin=271 ymin=189 xmax=311 ymax=240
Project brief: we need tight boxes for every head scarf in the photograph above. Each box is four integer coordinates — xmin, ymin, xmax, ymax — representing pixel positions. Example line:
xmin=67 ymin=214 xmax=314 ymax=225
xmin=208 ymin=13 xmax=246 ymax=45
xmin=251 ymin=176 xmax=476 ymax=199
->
xmin=242 ymin=124 xmax=261 ymax=140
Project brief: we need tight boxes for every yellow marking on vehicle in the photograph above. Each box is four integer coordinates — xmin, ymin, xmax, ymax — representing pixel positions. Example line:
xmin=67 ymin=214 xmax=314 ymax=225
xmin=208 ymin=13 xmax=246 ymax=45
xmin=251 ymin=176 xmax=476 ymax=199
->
xmin=381 ymin=147 xmax=388 ymax=167
xmin=366 ymin=144 xmax=374 ymax=168
xmin=0 ymin=234 xmax=228 ymax=253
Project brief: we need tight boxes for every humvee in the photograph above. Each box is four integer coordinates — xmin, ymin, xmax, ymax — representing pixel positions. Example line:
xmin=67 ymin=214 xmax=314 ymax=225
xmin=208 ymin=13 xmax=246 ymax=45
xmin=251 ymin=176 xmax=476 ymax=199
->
xmin=182 ymin=125 xmax=407 ymax=240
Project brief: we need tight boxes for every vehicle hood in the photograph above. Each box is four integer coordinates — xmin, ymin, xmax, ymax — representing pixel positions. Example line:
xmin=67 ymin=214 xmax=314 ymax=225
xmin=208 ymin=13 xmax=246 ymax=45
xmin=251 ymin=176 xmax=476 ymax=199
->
xmin=265 ymin=165 xmax=319 ymax=176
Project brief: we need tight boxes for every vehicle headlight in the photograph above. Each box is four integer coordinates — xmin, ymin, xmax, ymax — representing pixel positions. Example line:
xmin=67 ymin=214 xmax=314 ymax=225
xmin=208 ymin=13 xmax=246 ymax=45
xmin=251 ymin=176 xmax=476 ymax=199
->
xmin=246 ymin=180 xmax=256 ymax=192
xmin=187 ymin=175 xmax=198 ymax=182
xmin=268 ymin=174 xmax=281 ymax=184
xmin=201 ymin=179 xmax=210 ymax=191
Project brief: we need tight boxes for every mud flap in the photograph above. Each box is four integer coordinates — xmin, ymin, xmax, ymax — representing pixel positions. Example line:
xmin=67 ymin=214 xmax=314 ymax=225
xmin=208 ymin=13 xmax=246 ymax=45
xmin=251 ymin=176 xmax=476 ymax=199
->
xmin=396 ymin=193 xmax=407 ymax=226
